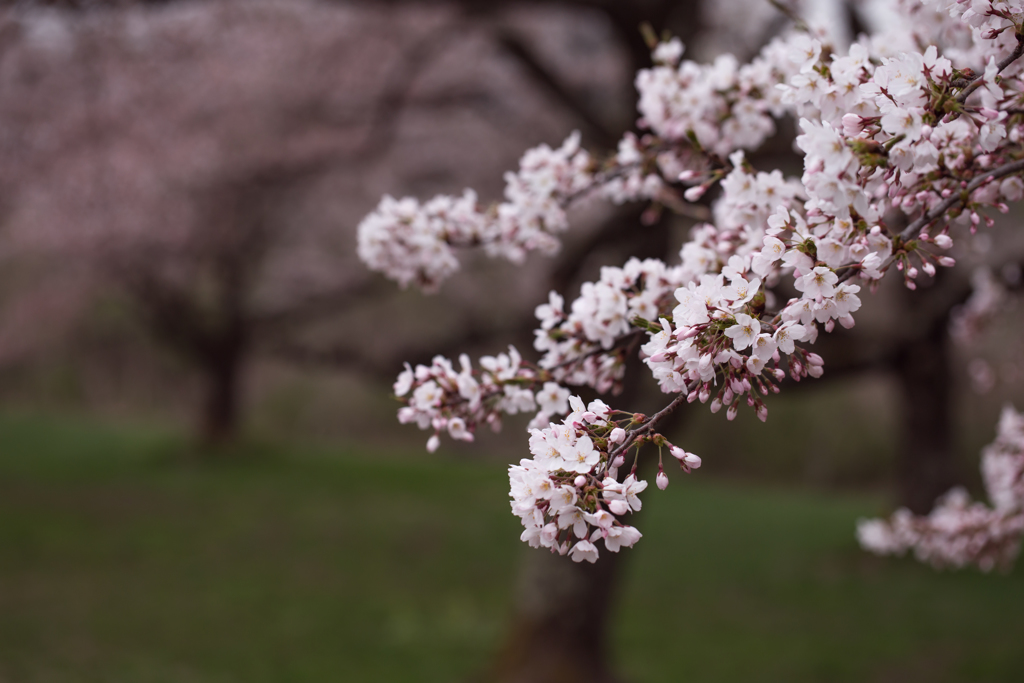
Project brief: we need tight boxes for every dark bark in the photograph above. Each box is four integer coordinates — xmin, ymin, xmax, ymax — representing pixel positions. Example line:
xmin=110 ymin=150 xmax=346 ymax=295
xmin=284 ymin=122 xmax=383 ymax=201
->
xmin=893 ymin=313 xmax=956 ymax=514
xmin=199 ymin=344 xmax=244 ymax=447
xmin=486 ymin=548 xmax=624 ymax=683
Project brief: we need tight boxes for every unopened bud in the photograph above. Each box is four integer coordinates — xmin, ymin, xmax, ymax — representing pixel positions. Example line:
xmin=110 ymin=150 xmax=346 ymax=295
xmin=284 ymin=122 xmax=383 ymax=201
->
xmin=609 ymin=500 xmax=629 ymax=516
xmin=682 ymin=453 xmax=702 ymax=469
xmin=427 ymin=434 xmax=440 ymax=453
xmin=613 ymin=455 xmax=626 ymax=468
xmin=934 ymin=233 xmax=953 ymax=249
xmin=574 ymin=475 xmax=587 ymax=488
xmin=609 ymin=427 xmax=626 ymax=444
xmin=710 ymin=398 xmax=723 ymax=413
xmin=684 ymin=185 xmax=707 ymax=202
xmin=757 ymin=404 xmax=768 ymax=422
xmin=657 ymin=471 xmax=669 ymax=490
xmin=727 ymin=404 xmax=738 ymax=421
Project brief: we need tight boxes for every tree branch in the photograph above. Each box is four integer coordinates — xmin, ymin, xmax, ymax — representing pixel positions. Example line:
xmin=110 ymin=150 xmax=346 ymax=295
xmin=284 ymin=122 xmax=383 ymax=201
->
xmin=899 ymin=155 xmax=1024 ymax=243
xmin=956 ymin=32 xmax=1024 ymax=105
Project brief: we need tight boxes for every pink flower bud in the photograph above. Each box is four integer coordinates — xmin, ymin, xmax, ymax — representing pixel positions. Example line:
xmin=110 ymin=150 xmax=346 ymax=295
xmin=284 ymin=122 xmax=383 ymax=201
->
xmin=612 ymin=455 xmax=625 ymax=468
xmin=934 ymin=233 xmax=953 ymax=249
xmin=609 ymin=500 xmax=629 ymax=516
xmin=710 ymin=398 xmax=722 ymax=413
xmin=727 ymin=404 xmax=738 ymax=421
xmin=657 ymin=471 xmax=669 ymax=490
xmin=574 ymin=475 xmax=587 ymax=488
xmin=670 ymin=445 xmax=686 ymax=460
xmin=427 ymin=434 xmax=441 ymax=453
xmin=682 ymin=453 xmax=701 ymax=469
xmin=841 ymin=113 xmax=863 ymax=137
xmin=806 ymin=353 xmax=824 ymax=366
xmin=757 ymin=404 xmax=768 ymax=422
xmin=684 ymin=185 xmax=707 ymax=202
xmin=907 ymin=267 xmax=918 ymax=279
xmin=922 ymin=262 xmax=936 ymax=276
xmin=609 ymin=427 xmax=626 ymax=444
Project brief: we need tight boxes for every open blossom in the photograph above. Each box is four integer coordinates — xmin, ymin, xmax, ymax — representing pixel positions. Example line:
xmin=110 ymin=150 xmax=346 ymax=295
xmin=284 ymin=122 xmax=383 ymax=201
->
xmin=724 ymin=313 xmax=760 ymax=351
xmin=794 ymin=266 xmax=838 ymax=299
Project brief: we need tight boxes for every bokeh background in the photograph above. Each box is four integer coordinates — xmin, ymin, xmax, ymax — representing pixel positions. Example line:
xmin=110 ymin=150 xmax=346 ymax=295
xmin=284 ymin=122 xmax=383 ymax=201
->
xmin=1 ymin=0 xmax=1023 ymax=681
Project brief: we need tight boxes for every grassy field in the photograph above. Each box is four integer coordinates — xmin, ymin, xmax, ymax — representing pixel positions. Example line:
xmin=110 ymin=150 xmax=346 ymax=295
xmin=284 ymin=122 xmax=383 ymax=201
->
xmin=0 ymin=413 xmax=1021 ymax=682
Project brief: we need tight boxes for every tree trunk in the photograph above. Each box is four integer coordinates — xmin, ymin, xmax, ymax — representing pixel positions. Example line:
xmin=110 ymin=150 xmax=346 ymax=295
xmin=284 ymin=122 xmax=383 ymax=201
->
xmin=486 ymin=548 xmax=624 ymax=683
xmin=199 ymin=345 xmax=244 ymax=448
xmin=894 ymin=320 xmax=956 ymax=514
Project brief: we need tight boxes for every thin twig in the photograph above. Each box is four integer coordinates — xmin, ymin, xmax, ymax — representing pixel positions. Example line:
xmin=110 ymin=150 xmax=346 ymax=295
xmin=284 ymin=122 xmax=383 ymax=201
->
xmin=609 ymin=392 xmax=687 ymax=460
xmin=837 ymin=154 xmax=1024 ymax=284
xmin=898 ymin=155 xmax=1024 ymax=242
xmin=956 ymin=33 xmax=1024 ymax=104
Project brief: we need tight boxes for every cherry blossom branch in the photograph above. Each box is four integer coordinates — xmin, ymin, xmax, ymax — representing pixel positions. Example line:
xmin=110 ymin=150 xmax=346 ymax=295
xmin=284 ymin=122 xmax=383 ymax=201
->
xmin=899 ymin=155 xmax=1024 ymax=243
xmin=955 ymin=31 xmax=1024 ymax=105
xmin=609 ymin=392 xmax=688 ymax=461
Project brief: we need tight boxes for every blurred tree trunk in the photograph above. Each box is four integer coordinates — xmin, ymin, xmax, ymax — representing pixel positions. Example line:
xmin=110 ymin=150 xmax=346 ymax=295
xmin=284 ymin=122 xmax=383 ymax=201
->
xmin=488 ymin=550 xmax=624 ymax=683
xmin=199 ymin=340 xmax=245 ymax=448
xmin=893 ymin=308 xmax=956 ymax=514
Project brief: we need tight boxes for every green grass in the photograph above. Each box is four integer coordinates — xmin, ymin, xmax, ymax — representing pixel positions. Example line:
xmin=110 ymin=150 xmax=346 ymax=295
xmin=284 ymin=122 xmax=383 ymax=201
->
xmin=0 ymin=413 xmax=1021 ymax=682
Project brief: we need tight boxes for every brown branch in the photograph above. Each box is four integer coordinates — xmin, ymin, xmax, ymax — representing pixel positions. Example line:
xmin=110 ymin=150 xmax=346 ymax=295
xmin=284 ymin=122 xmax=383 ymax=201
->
xmin=609 ymin=392 xmax=687 ymax=460
xmin=956 ymin=32 xmax=1024 ymax=104
xmin=493 ymin=28 xmax=619 ymax=149
xmin=899 ymin=155 xmax=1024 ymax=242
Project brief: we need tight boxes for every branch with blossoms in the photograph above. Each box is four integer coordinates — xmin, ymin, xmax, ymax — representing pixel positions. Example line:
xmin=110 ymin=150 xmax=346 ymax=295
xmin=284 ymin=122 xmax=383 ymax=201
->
xmin=858 ymin=405 xmax=1024 ymax=572
xmin=362 ymin=1 xmax=1024 ymax=565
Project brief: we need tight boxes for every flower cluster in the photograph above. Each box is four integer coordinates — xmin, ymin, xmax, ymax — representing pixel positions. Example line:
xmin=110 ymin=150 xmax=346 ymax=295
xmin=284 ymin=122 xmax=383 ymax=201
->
xmin=533 ymin=258 xmax=689 ymax=394
xmin=394 ymin=347 xmax=570 ymax=451
xmin=858 ymin=405 xmax=1024 ymax=571
xmin=357 ymin=133 xmax=594 ymax=291
xmin=510 ymin=395 xmax=700 ymax=562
